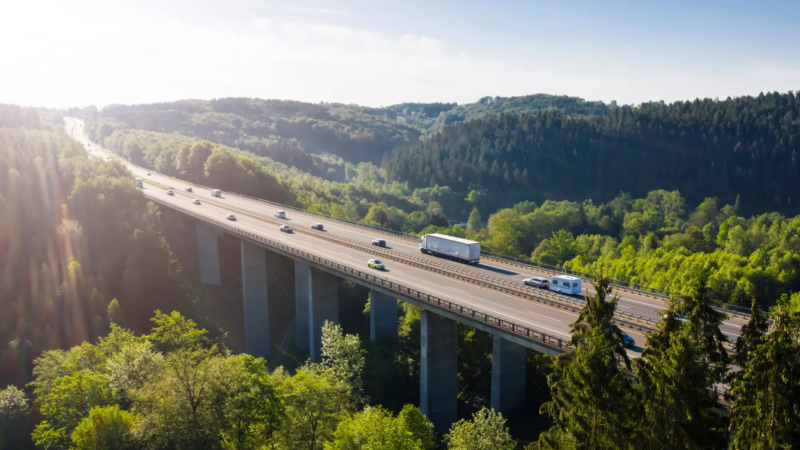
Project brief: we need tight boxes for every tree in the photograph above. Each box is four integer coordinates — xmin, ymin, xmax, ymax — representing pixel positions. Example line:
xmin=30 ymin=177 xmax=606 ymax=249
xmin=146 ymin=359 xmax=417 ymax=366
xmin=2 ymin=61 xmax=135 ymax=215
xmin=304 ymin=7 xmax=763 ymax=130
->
xmin=678 ymin=274 xmax=729 ymax=376
xmin=326 ymin=406 xmax=422 ymax=450
xmin=729 ymin=295 xmax=800 ymax=448
xmin=397 ymin=405 xmax=436 ymax=450
xmin=107 ymin=298 xmax=126 ymax=327
xmin=71 ymin=405 xmax=138 ymax=450
xmin=633 ymin=302 xmax=726 ymax=449
xmin=144 ymin=310 xmax=209 ymax=352
xmin=444 ymin=408 xmax=516 ymax=450
xmin=404 ymin=211 xmax=429 ymax=233
xmin=534 ymin=230 xmax=579 ymax=266
xmin=277 ymin=368 xmax=353 ymax=450
xmin=320 ymin=321 xmax=366 ymax=404
xmin=106 ymin=341 xmax=165 ymax=403
xmin=466 ymin=208 xmax=482 ymax=234
xmin=534 ymin=275 xmax=635 ymax=449
xmin=0 ymin=385 xmax=29 ymax=431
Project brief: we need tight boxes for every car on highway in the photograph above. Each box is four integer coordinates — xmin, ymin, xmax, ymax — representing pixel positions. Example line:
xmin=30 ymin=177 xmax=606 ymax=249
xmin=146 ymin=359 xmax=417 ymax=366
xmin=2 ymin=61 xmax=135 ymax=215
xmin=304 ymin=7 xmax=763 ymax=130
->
xmin=193 ymin=199 xmax=201 ymax=205
xmin=367 ymin=259 xmax=385 ymax=270
xmin=186 ymin=187 xmax=193 ymax=193
xmin=226 ymin=214 xmax=237 ymax=221
xmin=311 ymin=223 xmax=324 ymax=230
xmin=166 ymin=190 xmax=174 ymax=196
xmin=621 ymin=331 xmax=635 ymax=348
xmin=523 ymin=276 xmax=549 ymax=288
xmin=372 ymin=239 xmax=386 ymax=247
xmin=147 ymin=172 xmax=151 ymax=176
xmin=279 ymin=225 xmax=293 ymax=233
xmin=275 ymin=210 xmax=286 ymax=219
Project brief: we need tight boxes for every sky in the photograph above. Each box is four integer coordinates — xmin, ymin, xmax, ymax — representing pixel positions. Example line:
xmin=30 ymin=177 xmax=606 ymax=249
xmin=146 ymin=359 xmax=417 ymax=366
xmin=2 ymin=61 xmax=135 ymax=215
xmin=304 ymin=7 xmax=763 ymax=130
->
xmin=1 ymin=0 xmax=799 ymax=109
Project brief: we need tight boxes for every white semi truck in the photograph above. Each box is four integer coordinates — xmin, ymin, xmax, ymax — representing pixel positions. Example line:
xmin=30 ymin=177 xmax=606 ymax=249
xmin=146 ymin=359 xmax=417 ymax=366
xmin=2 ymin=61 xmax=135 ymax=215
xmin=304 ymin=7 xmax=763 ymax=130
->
xmin=419 ymin=234 xmax=481 ymax=264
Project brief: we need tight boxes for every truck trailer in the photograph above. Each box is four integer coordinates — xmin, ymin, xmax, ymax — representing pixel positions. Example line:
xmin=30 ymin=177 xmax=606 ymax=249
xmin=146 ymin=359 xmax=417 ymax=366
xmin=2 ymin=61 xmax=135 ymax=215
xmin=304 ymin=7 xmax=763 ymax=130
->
xmin=135 ymin=178 xmax=143 ymax=188
xmin=419 ymin=234 xmax=481 ymax=264
xmin=549 ymin=275 xmax=582 ymax=295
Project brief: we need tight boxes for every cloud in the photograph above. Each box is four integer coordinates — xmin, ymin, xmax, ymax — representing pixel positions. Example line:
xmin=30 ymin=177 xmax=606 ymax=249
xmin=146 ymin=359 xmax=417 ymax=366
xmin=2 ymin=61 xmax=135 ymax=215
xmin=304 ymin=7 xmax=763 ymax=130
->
xmin=280 ymin=6 xmax=351 ymax=16
xmin=251 ymin=18 xmax=272 ymax=33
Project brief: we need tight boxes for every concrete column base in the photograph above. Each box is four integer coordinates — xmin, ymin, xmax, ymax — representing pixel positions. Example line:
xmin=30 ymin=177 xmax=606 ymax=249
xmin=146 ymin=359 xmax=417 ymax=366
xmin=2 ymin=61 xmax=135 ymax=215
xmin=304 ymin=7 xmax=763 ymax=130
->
xmin=420 ymin=311 xmax=457 ymax=433
xmin=308 ymin=267 xmax=339 ymax=362
xmin=370 ymin=290 xmax=398 ymax=341
xmin=490 ymin=336 xmax=527 ymax=417
xmin=242 ymin=241 xmax=269 ymax=358
xmin=196 ymin=222 xmax=221 ymax=286
xmin=294 ymin=259 xmax=311 ymax=351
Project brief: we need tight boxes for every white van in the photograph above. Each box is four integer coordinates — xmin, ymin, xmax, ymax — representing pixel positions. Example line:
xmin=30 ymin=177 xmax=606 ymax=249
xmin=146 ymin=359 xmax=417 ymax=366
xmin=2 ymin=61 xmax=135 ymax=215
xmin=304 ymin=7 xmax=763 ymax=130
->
xmin=274 ymin=210 xmax=286 ymax=219
xmin=549 ymin=275 xmax=582 ymax=295
xmin=212 ymin=189 xmax=222 ymax=197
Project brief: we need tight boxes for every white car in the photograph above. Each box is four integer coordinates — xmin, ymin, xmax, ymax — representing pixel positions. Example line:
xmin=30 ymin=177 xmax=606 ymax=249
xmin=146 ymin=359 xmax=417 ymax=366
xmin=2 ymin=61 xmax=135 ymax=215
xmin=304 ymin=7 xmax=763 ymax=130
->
xmin=166 ymin=190 xmax=174 ymax=196
xmin=193 ymin=199 xmax=201 ymax=205
xmin=279 ymin=225 xmax=293 ymax=233
xmin=275 ymin=210 xmax=286 ymax=219
xmin=524 ymin=276 xmax=549 ymax=288
xmin=226 ymin=214 xmax=236 ymax=221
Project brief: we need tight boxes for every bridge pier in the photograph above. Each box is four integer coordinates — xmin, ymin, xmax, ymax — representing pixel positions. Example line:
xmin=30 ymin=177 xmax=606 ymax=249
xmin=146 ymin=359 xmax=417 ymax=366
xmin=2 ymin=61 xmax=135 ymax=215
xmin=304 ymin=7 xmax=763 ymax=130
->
xmin=370 ymin=290 xmax=398 ymax=341
xmin=241 ymin=242 xmax=270 ymax=358
xmin=196 ymin=222 xmax=221 ymax=286
xmin=490 ymin=336 xmax=526 ymax=416
xmin=308 ymin=267 xmax=339 ymax=362
xmin=294 ymin=260 xmax=311 ymax=351
xmin=420 ymin=311 xmax=457 ymax=433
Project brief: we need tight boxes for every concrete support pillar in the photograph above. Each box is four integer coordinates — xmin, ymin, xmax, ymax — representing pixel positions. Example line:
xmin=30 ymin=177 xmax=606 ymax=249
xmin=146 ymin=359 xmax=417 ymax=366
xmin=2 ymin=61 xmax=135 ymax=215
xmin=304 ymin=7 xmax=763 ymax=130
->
xmin=308 ymin=267 xmax=339 ymax=362
xmin=294 ymin=259 xmax=311 ymax=351
xmin=370 ymin=290 xmax=398 ymax=341
xmin=241 ymin=241 xmax=270 ymax=358
xmin=420 ymin=311 xmax=457 ymax=433
xmin=196 ymin=222 xmax=221 ymax=286
xmin=490 ymin=336 xmax=527 ymax=417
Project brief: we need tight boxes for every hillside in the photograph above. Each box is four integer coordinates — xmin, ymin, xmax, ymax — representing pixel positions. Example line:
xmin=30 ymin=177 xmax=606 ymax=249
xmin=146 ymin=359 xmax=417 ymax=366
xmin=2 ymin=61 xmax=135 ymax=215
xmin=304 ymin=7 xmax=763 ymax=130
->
xmin=382 ymin=92 xmax=800 ymax=215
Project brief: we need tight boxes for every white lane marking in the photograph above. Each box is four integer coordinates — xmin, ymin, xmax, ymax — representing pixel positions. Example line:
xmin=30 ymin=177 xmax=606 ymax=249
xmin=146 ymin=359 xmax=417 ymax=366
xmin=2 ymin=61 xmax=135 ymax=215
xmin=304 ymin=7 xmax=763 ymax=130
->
xmin=618 ymin=305 xmax=631 ymax=309
xmin=446 ymin=287 xmax=471 ymax=295
xmin=527 ymin=311 xmax=562 ymax=322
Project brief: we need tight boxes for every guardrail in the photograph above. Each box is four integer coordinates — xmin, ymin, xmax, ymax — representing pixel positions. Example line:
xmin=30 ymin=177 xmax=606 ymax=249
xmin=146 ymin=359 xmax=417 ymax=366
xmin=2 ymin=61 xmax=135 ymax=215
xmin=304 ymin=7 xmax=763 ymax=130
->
xmin=158 ymin=199 xmax=572 ymax=352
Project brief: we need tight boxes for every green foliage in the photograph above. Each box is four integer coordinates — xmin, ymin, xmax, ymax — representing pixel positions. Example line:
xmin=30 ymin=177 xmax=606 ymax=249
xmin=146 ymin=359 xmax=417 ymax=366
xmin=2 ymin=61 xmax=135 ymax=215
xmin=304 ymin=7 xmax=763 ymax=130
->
xmin=326 ymin=406 xmax=427 ymax=450
xmin=145 ymin=310 xmax=210 ymax=352
xmin=729 ymin=296 xmax=800 ymax=448
xmin=535 ymin=275 xmax=635 ymax=449
xmin=0 ymin=385 xmax=29 ymax=427
xmin=276 ymin=368 xmax=353 ymax=450
xmin=320 ymin=321 xmax=366 ymax=404
xmin=71 ymin=405 xmax=137 ymax=450
xmin=444 ymin=408 xmax=516 ymax=450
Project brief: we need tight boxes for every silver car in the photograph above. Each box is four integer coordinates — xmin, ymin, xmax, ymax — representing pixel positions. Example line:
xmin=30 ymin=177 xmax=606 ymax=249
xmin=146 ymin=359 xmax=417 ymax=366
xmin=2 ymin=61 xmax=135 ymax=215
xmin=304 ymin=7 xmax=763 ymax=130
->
xmin=523 ymin=276 xmax=549 ymax=288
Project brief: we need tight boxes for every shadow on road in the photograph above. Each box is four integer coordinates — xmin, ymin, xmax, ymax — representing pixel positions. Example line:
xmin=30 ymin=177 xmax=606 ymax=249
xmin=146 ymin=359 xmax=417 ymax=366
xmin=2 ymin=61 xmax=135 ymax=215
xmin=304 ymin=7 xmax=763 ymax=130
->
xmin=475 ymin=263 xmax=518 ymax=276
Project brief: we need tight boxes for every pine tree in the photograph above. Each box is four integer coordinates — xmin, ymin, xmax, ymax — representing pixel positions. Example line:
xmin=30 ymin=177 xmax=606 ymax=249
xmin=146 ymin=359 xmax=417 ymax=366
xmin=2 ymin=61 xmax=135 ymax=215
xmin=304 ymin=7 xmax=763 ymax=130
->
xmin=679 ymin=274 xmax=729 ymax=376
xmin=533 ymin=274 xmax=636 ymax=449
xmin=729 ymin=295 xmax=800 ymax=448
xmin=633 ymin=302 xmax=727 ymax=449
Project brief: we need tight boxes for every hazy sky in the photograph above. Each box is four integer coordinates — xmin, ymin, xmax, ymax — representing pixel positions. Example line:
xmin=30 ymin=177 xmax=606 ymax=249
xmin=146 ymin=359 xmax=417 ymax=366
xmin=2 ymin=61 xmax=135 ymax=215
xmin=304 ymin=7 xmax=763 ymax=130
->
xmin=1 ymin=0 xmax=799 ymax=108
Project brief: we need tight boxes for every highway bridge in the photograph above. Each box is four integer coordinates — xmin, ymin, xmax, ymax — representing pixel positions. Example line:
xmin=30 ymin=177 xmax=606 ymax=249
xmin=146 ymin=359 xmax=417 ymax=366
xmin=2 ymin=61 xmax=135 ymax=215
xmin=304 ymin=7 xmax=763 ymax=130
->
xmin=65 ymin=118 xmax=747 ymax=431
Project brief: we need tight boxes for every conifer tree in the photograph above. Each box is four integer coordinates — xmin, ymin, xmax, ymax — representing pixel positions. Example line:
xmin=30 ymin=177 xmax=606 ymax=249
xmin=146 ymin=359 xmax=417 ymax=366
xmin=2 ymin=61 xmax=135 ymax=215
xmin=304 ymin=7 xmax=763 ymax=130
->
xmin=534 ymin=274 xmax=636 ymax=449
xmin=729 ymin=295 xmax=800 ymax=448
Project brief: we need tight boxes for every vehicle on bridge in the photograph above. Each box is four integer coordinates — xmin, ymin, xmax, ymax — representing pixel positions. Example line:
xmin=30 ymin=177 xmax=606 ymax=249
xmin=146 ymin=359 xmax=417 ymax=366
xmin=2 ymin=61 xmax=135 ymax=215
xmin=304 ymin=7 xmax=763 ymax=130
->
xmin=186 ymin=187 xmax=193 ymax=193
xmin=166 ymin=190 xmax=174 ymax=196
xmin=226 ymin=214 xmax=236 ymax=221
xmin=523 ymin=276 xmax=549 ymax=288
xmin=419 ymin=233 xmax=481 ymax=264
xmin=135 ymin=178 xmax=143 ymax=188
xmin=372 ymin=238 xmax=386 ymax=247
xmin=368 ymin=259 xmax=385 ymax=270
xmin=311 ymin=223 xmax=324 ymax=230
xmin=279 ymin=225 xmax=293 ymax=233
xmin=193 ymin=199 xmax=201 ymax=205
xmin=621 ymin=331 xmax=635 ymax=348
xmin=212 ymin=189 xmax=222 ymax=197
xmin=275 ymin=210 xmax=286 ymax=219
xmin=549 ymin=275 xmax=582 ymax=295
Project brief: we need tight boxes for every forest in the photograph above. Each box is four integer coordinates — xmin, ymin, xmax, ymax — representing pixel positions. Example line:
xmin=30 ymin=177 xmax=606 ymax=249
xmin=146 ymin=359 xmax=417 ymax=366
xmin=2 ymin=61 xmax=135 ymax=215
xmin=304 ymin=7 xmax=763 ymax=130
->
xmin=384 ymin=92 xmax=800 ymax=215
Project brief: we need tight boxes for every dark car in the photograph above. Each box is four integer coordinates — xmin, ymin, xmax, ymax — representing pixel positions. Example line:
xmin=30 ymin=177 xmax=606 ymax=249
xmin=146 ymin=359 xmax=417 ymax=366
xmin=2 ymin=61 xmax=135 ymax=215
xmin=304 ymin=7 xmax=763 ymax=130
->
xmin=311 ymin=223 xmax=324 ymax=230
xmin=186 ymin=187 xmax=193 ymax=193
xmin=371 ymin=239 xmax=386 ymax=247
xmin=621 ymin=331 xmax=635 ymax=348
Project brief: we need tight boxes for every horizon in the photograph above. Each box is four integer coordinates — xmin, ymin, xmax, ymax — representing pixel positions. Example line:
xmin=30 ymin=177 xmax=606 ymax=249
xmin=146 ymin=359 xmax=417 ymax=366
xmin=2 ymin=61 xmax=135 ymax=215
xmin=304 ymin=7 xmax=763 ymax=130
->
xmin=2 ymin=0 xmax=799 ymax=109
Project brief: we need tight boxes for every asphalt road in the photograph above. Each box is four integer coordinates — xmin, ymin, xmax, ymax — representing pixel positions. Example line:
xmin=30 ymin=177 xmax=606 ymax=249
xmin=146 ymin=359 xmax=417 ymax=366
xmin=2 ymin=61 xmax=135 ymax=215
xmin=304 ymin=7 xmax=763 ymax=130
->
xmin=64 ymin=118 xmax=747 ymax=355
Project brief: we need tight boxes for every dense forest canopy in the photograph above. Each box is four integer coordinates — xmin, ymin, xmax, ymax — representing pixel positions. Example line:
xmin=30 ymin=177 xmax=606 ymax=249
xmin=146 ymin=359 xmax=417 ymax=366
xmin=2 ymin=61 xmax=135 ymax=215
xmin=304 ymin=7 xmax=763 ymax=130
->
xmin=383 ymin=92 xmax=800 ymax=215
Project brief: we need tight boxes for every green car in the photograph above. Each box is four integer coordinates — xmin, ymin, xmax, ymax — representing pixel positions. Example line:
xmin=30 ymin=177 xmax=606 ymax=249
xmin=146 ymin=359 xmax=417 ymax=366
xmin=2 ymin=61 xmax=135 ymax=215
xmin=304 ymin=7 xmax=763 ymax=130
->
xmin=368 ymin=259 xmax=385 ymax=270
